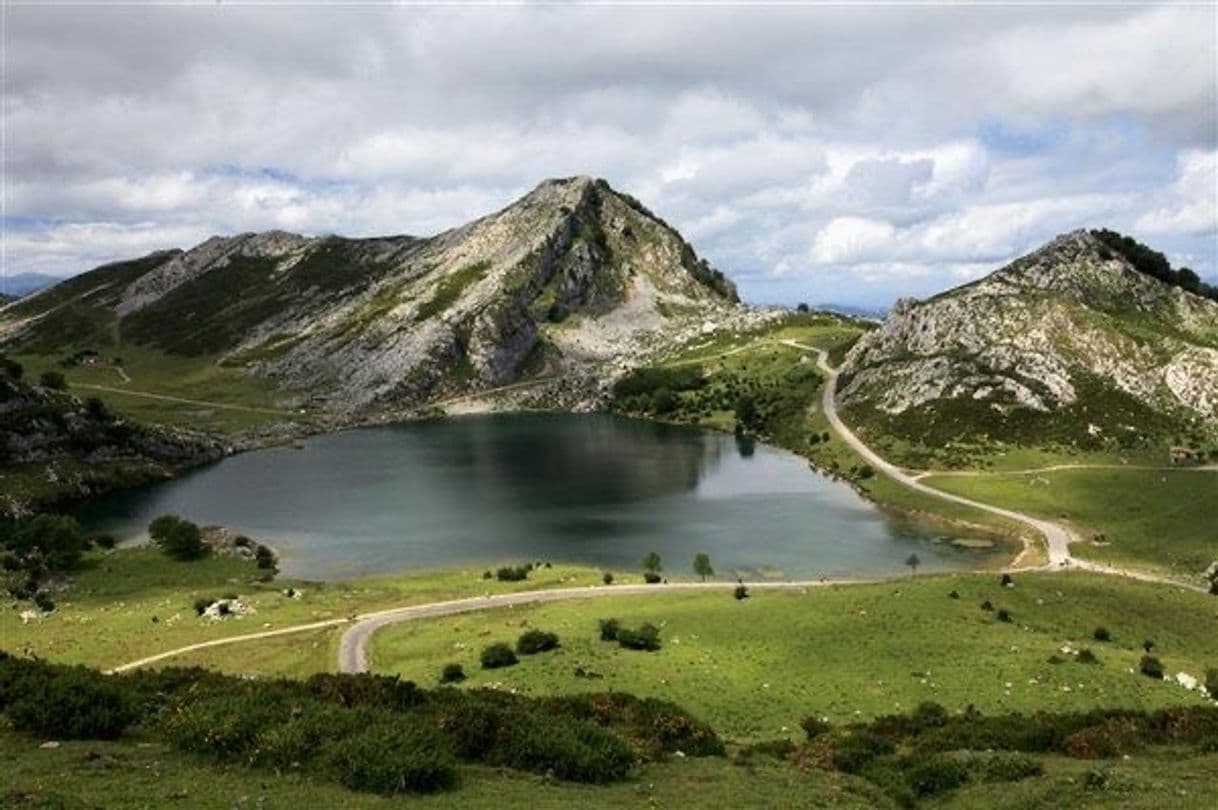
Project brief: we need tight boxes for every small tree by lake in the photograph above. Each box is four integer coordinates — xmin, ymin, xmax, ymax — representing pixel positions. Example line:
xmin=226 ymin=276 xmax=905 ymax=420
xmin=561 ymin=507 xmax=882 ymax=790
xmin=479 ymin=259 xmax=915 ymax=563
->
xmin=643 ymin=551 xmax=662 ymax=575
xmin=148 ymin=515 xmax=206 ymax=561
xmin=905 ymin=553 xmax=921 ymax=576
xmin=693 ymin=552 xmax=714 ymax=582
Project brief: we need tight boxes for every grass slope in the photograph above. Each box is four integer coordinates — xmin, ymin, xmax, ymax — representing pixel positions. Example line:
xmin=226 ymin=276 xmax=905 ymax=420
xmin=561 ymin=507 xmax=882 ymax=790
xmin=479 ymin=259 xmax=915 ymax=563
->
xmin=924 ymin=469 xmax=1218 ymax=576
xmin=368 ymin=572 xmax=1218 ymax=742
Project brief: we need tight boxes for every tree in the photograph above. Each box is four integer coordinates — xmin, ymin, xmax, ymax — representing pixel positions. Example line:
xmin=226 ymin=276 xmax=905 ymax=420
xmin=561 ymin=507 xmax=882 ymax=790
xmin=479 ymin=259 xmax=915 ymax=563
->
xmin=148 ymin=515 xmax=206 ymax=561
xmin=39 ymin=371 xmax=67 ymax=390
xmin=693 ymin=552 xmax=714 ymax=581
xmin=735 ymin=394 xmax=760 ymax=432
xmin=796 ymin=302 xmax=810 ymax=313
xmin=12 ymin=514 xmax=87 ymax=571
xmin=642 ymin=551 xmax=662 ymax=575
xmin=905 ymin=553 xmax=921 ymax=575
xmin=254 ymin=544 xmax=277 ymax=570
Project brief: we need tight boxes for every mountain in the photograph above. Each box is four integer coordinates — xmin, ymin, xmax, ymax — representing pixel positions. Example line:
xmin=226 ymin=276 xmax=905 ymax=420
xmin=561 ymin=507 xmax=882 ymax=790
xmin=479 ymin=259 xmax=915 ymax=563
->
xmin=1 ymin=272 xmax=62 ymax=299
xmin=1 ymin=177 xmax=751 ymax=416
xmin=0 ymin=356 xmax=221 ymax=515
xmin=837 ymin=229 xmax=1218 ymax=457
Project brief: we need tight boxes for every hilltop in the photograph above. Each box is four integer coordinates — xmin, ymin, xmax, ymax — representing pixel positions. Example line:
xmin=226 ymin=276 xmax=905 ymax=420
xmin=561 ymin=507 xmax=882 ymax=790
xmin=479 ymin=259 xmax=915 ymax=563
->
xmin=836 ymin=229 xmax=1218 ymax=467
xmin=1 ymin=178 xmax=755 ymax=418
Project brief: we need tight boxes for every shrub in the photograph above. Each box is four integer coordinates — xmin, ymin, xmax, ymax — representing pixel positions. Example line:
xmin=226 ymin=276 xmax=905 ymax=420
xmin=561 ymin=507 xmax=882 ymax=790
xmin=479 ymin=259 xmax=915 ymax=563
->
xmin=904 ymin=754 xmax=971 ymax=797
xmin=996 ymin=608 xmax=1013 ymax=623
xmin=733 ymin=584 xmax=749 ymax=600
xmin=495 ymin=566 xmax=529 ymax=582
xmin=617 ymin=623 xmax=661 ymax=652
xmin=516 ymin=629 xmax=560 ymax=655
xmin=254 ymin=544 xmax=277 ymax=570
xmin=6 ymin=666 xmax=137 ymax=740
xmin=1142 ymin=639 xmax=1155 ymax=652
xmin=482 ymin=570 xmax=492 ymax=580
xmin=39 ymin=371 xmax=67 ymax=390
xmin=93 ymin=533 xmax=116 ymax=550
xmin=598 ymin=619 xmax=620 ymax=642
xmin=440 ymin=663 xmax=466 ymax=684
xmin=971 ymin=752 xmax=1044 ymax=783
xmin=480 ymin=643 xmax=518 ymax=669
xmin=643 ymin=571 xmax=662 ymax=584
xmin=912 ymin=701 xmax=949 ymax=729
xmin=11 ymin=514 xmax=88 ymax=572
xmin=801 ymin=715 xmax=831 ymax=740
xmin=948 ymin=590 xmax=960 ymax=599
xmin=1093 ymin=627 xmax=1111 ymax=642
xmin=827 ymin=729 xmax=895 ymax=773
xmin=602 ymin=572 xmax=614 ymax=585
xmin=1140 ymin=655 xmax=1164 ymax=679
xmin=324 ymin=722 xmax=457 ymax=794
xmin=148 ymin=515 xmax=206 ymax=561
xmin=494 ymin=710 xmax=636 ymax=783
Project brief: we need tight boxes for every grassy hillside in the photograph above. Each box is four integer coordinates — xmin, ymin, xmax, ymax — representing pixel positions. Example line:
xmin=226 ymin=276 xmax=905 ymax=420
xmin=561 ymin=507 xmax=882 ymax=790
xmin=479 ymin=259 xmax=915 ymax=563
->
xmin=923 ymin=469 xmax=1218 ymax=576
xmin=368 ymin=572 xmax=1217 ymax=742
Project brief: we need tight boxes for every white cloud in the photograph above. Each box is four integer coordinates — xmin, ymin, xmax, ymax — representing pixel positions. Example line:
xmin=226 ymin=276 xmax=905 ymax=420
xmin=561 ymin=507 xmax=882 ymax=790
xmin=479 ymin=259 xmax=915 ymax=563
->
xmin=1136 ymin=150 xmax=1218 ymax=236
xmin=4 ymin=3 xmax=1215 ymax=305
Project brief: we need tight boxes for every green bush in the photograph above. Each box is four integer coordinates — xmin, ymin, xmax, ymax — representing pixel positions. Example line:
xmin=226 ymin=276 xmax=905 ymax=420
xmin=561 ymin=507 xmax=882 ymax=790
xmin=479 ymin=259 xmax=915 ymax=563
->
xmin=440 ymin=663 xmax=466 ymax=684
xmin=148 ymin=515 xmax=207 ymax=561
xmin=602 ymin=571 xmax=614 ymax=585
xmin=495 ymin=565 xmax=529 ymax=582
xmin=617 ymin=623 xmax=661 ymax=652
xmin=828 ymin=729 xmax=896 ymax=773
xmin=598 ymin=618 xmax=620 ymax=642
xmin=324 ymin=721 xmax=457 ymax=794
xmin=1140 ymin=655 xmax=1164 ymax=679
xmin=6 ymin=666 xmax=137 ymax=740
xmin=254 ymin=544 xmax=276 ymax=570
xmin=1093 ymin=627 xmax=1112 ymax=642
xmin=904 ymin=754 xmax=970 ymax=797
xmin=39 ymin=371 xmax=67 ymax=390
xmin=161 ymin=691 xmax=289 ymax=760
xmin=642 ymin=571 xmax=662 ymax=584
xmin=801 ymin=715 xmax=832 ymax=740
xmin=481 ymin=643 xmax=518 ymax=669
xmin=971 ymin=752 xmax=1044 ymax=782
xmin=516 ymin=629 xmax=560 ymax=655
xmin=912 ymin=701 xmax=949 ymax=729
xmin=494 ymin=711 xmax=635 ymax=783
xmin=11 ymin=514 xmax=88 ymax=572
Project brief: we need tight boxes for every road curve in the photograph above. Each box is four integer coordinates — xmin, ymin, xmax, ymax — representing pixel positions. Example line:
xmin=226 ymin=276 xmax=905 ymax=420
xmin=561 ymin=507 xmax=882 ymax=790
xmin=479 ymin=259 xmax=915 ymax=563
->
xmin=783 ymin=340 xmax=1077 ymax=566
xmin=336 ymin=579 xmax=873 ymax=674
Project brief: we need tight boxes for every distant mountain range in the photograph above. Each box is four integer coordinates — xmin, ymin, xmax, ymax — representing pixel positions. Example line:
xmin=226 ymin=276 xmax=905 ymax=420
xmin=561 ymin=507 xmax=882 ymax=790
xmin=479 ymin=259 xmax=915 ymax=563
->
xmin=1 ymin=272 xmax=62 ymax=299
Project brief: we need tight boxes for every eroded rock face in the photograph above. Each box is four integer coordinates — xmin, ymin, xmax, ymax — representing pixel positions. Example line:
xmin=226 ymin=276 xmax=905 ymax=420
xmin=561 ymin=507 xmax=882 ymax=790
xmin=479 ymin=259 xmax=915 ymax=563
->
xmin=4 ymin=177 xmax=746 ymax=417
xmin=838 ymin=229 xmax=1218 ymax=428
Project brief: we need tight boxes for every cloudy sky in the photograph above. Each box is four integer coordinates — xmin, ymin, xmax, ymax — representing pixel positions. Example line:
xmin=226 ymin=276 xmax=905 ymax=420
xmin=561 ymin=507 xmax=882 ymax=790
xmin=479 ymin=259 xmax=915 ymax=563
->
xmin=5 ymin=2 xmax=1216 ymax=308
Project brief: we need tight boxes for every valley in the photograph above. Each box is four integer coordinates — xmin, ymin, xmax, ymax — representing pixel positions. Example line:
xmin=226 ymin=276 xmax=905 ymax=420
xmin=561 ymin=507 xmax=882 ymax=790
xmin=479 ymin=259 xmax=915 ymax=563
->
xmin=2 ymin=180 xmax=1216 ymax=808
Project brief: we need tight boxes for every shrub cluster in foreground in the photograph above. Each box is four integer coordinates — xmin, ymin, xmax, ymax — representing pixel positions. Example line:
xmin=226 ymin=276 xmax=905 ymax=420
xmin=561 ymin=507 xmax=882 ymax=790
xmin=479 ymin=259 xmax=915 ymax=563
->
xmin=0 ymin=653 xmax=721 ymax=797
xmin=790 ymin=701 xmax=1218 ymax=806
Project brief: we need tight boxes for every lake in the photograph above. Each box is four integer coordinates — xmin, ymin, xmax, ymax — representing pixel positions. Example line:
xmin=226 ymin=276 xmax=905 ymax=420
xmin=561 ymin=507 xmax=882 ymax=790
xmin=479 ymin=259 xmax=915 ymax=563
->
xmin=76 ymin=413 xmax=1005 ymax=580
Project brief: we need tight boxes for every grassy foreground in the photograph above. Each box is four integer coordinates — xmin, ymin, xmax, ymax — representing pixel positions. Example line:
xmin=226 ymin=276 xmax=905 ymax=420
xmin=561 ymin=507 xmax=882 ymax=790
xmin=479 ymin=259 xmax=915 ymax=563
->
xmin=4 ymin=729 xmax=1215 ymax=809
xmin=368 ymin=572 xmax=1216 ymax=742
xmin=924 ymin=469 xmax=1218 ymax=577
xmin=1 ymin=548 xmax=621 ymax=672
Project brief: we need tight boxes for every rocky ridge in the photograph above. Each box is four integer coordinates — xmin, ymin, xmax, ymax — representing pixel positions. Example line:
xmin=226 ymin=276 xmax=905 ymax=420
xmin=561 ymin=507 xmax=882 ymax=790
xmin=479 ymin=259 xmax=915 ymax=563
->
xmin=837 ymin=229 xmax=1218 ymax=441
xmin=4 ymin=177 xmax=756 ymax=418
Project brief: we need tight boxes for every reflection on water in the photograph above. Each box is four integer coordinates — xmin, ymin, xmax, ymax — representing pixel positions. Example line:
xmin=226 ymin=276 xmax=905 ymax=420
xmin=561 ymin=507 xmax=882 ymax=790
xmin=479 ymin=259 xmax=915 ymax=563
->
xmin=75 ymin=413 xmax=1003 ymax=580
